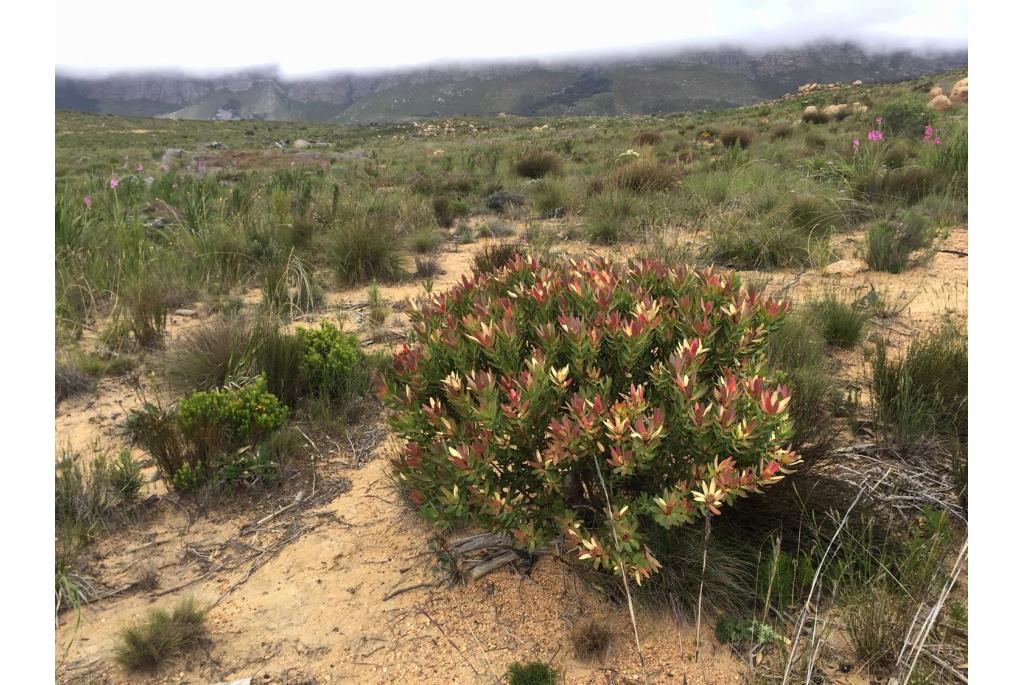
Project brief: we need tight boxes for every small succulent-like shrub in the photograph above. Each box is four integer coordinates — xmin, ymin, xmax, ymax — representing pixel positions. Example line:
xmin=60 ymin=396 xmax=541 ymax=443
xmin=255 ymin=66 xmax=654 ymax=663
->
xmin=295 ymin=321 xmax=363 ymax=402
xmin=384 ymin=255 xmax=800 ymax=583
xmin=178 ymin=377 xmax=289 ymax=446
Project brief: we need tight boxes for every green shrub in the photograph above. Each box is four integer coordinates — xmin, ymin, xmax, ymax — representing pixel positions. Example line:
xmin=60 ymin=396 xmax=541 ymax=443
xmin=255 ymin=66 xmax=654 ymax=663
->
xmin=514 ymin=150 xmax=563 ymax=179
xmin=808 ymin=292 xmax=869 ymax=348
xmin=720 ymin=127 xmax=754 ymax=149
xmin=877 ymin=99 xmax=932 ymax=137
xmin=115 ymin=597 xmax=207 ymax=671
xmin=611 ymin=160 xmax=680 ymax=192
xmin=295 ymin=321 xmax=363 ymax=402
xmin=131 ymin=378 xmax=287 ymax=491
xmin=507 ymin=661 xmax=559 ymax=685
xmin=178 ymin=377 xmax=288 ymax=446
xmin=384 ymin=256 xmax=800 ymax=584
xmin=864 ymin=215 xmax=934 ymax=273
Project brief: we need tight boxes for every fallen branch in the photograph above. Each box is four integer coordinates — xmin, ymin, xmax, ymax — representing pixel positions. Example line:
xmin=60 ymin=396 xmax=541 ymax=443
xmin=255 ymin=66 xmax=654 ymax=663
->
xmin=383 ymin=581 xmax=439 ymax=601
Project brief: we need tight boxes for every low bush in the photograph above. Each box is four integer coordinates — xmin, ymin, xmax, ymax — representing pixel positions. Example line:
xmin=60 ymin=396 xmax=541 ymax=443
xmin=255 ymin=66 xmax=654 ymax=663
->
xmin=863 ymin=215 xmax=934 ymax=273
xmin=385 ymin=256 xmax=799 ymax=583
xmin=130 ymin=377 xmax=287 ymax=492
xmin=178 ymin=377 xmax=288 ymax=447
xmin=876 ymin=99 xmax=932 ymax=137
xmin=484 ymin=190 xmax=526 ymax=213
xmin=720 ymin=127 xmax=754 ymax=149
xmin=415 ymin=255 xmax=442 ymax=278
xmin=295 ymin=321 xmax=363 ymax=403
xmin=115 ymin=597 xmax=207 ymax=671
xmin=611 ymin=160 xmax=680 ymax=192
xmin=808 ymin=292 xmax=869 ymax=348
xmin=514 ymin=150 xmax=563 ymax=179
xmin=507 ymin=661 xmax=559 ymax=685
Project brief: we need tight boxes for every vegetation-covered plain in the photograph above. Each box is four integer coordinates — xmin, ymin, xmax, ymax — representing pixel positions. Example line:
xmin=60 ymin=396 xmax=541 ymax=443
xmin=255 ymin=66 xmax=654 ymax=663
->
xmin=55 ymin=69 xmax=967 ymax=684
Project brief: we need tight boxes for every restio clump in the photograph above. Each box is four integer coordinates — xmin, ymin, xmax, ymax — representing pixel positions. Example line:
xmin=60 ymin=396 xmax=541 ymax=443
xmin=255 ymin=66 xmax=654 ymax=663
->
xmin=514 ymin=150 xmax=563 ymax=179
xmin=384 ymin=255 xmax=801 ymax=584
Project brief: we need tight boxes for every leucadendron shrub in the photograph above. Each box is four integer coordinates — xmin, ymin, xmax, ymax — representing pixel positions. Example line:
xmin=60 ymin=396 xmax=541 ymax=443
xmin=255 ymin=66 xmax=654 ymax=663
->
xmin=384 ymin=255 xmax=801 ymax=584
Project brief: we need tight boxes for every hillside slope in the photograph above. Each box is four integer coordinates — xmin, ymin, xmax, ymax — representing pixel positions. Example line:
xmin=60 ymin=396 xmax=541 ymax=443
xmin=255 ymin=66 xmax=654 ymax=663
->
xmin=56 ymin=43 xmax=966 ymax=122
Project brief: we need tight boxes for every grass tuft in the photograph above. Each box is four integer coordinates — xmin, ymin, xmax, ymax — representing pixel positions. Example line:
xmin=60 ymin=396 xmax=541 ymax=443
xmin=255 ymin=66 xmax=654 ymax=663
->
xmin=115 ymin=597 xmax=207 ymax=671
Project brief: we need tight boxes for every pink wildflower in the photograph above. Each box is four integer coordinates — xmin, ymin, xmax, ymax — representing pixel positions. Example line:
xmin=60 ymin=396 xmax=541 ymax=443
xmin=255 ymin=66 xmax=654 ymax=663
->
xmin=136 ymin=163 xmax=144 ymax=172
xmin=109 ymin=176 xmax=119 ymax=189
xmin=876 ymin=117 xmax=883 ymax=126
xmin=934 ymin=137 xmax=941 ymax=145
xmin=853 ymin=139 xmax=860 ymax=150
xmin=867 ymin=130 xmax=885 ymax=142
xmin=83 ymin=195 xmax=92 ymax=209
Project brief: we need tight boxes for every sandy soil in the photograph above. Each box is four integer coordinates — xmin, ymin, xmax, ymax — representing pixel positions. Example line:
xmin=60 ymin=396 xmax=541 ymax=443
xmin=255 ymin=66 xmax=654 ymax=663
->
xmin=55 ymin=223 xmax=966 ymax=684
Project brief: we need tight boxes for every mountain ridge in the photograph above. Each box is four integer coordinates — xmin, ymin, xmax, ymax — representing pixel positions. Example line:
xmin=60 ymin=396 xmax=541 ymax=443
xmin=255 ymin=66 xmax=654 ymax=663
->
xmin=55 ymin=43 xmax=967 ymax=122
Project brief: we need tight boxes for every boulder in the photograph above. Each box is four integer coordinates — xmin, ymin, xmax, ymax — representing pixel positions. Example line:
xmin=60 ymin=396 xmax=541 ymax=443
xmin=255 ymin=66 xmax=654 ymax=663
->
xmin=928 ymin=94 xmax=952 ymax=111
xmin=929 ymin=86 xmax=944 ymax=98
xmin=822 ymin=103 xmax=850 ymax=120
xmin=950 ymin=77 xmax=968 ymax=103
xmin=852 ymin=79 xmax=863 ymax=86
xmin=292 ymin=139 xmax=311 ymax=149
xmin=803 ymin=105 xmax=820 ymax=117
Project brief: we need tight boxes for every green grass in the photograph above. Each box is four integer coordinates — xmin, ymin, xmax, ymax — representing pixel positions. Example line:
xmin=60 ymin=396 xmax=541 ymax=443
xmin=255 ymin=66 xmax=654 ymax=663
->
xmin=864 ymin=215 xmax=935 ymax=273
xmin=808 ymin=291 xmax=870 ymax=348
xmin=115 ymin=597 xmax=207 ymax=671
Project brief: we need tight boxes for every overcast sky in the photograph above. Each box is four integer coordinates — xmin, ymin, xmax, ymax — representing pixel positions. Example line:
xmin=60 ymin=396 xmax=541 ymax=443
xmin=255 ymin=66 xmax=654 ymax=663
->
xmin=55 ymin=0 xmax=967 ymax=77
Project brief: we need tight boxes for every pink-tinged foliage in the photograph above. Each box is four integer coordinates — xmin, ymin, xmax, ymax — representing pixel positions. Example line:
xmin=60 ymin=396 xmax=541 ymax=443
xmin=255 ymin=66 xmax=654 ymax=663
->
xmin=383 ymin=255 xmax=800 ymax=584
